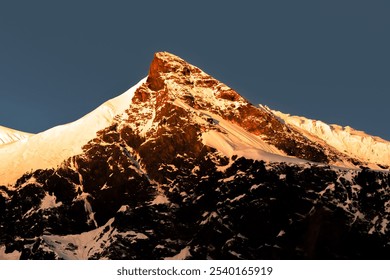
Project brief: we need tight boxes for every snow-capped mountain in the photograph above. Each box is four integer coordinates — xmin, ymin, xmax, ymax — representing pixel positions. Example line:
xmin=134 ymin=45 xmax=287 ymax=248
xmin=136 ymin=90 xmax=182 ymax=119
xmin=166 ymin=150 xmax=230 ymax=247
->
xmin=0 ymin=78 xmax=146 ymax=186
xmin=0 ymin=52 xmax=389 ymax=260
xmin=1 ymin=53 xmax=387 ymax=187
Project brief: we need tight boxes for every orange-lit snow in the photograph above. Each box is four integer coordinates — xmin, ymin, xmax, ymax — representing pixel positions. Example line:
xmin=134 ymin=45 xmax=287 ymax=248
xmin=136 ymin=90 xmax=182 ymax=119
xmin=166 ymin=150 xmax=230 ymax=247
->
xmin=272 ymin=110 xmax=390 ymax=168
xmin=0 ymin=78 xmax=146 ymax=186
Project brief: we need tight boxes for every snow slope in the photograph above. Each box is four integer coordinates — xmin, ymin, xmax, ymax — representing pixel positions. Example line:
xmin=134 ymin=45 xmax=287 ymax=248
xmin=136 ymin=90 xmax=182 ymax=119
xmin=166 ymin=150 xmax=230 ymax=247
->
xmin=0 ymin=78 xmax=146 ymax=186
xmin=41 ymin=208 xmax=150 ymax=260
xmin=41 ymin=218 xmax=116 ymax=260
xmin=0 ymin=126 xmax=33 ymax=145
xmin=272 ymin=109 xmax=390 ymax=167
xmin=172 ymin=99 xmax=307 ymax=165
xmin=0 ymin=246 xmax=21 ymax=260
xmin=201 ymin=115 xmax=307 ymax=165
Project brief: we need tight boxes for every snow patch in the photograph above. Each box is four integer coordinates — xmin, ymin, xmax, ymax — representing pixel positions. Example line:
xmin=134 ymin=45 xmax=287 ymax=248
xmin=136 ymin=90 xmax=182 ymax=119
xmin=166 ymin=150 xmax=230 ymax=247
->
xmin=318 ymin=183 xmax=335 ymax=196
xmin=128 ymin=231 xmax=148 ymax=240
xmin=0 ymin=246 xmax=21 ymax=260
xmin=42 ymin=218 xmax=115 ymax=259
xmin=40 ymin=193 xmax=62 ymax=209
xmin=164 ymin=246 xmax=191 ymax=260
xmin=151 ymin=194 xmax=169 ymax=205
xmin=380 ymin=219 xmax=389 ymax=234
xmin=229 ymin=194 xmax=246 ymax=203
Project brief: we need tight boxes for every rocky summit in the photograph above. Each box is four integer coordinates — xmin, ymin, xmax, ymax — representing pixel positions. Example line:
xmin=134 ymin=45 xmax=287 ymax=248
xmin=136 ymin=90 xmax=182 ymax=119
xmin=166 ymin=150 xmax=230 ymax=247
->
xmin=0 ymin=52 xmax=389 ymax=259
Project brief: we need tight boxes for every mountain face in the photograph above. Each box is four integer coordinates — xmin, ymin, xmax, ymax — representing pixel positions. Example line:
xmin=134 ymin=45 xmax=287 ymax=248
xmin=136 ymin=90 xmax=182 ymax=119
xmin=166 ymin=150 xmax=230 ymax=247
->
xmin=272 ymin=110 xmax=390 ymax=169
xmin=0 ymin=52 xmax=389 ymax=260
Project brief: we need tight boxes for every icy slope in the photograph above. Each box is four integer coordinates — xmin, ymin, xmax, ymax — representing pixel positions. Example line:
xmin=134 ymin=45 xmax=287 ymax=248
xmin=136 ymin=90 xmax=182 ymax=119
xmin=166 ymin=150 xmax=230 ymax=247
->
xmin=201 ymin=115 xmax=308 ymax=165
xmin=0 ymin=78 xmax=146 ymax=186
xmin=172 ymin=99 xmax=307 ymax=165
xmin=41 ymin=218 xmax=116 ymax=260
xmin=272 ymin=110 xmax=390 ymax=167
xmin=0 ymin=125 xmax=33 ymax=145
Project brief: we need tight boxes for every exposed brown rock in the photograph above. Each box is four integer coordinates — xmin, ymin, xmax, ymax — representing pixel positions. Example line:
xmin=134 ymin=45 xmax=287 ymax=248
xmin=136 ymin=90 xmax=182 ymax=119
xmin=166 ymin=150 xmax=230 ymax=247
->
xmin=215 ymin=89 xmax=242 ymax=101
xmin=133 ymin=87 xmax=150 ymax=103
xmin=146 ymin=53 xmax=166 ymax=91
xmin=146 ymin=52 xmax=189 ymax=91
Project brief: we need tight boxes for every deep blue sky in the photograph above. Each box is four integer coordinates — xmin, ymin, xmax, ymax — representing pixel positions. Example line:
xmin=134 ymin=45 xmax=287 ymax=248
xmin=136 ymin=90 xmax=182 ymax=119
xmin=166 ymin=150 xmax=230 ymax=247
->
xmin=0 ymin=1 xmax=389 ymax=140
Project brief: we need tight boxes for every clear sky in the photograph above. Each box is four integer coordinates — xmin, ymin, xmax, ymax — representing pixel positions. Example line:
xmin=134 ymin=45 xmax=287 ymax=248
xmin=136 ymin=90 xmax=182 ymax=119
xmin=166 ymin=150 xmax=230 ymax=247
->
xmin=0 ymin=1 xmax=389 ymax=140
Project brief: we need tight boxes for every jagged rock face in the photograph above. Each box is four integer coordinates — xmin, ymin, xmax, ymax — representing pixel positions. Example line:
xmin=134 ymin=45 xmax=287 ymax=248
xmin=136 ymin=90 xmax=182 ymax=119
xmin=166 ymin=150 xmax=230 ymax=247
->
xmin=0 ymin=52 xmax=389 ymax=260
xmin=143 ymin=52 xmax=359 ymax=165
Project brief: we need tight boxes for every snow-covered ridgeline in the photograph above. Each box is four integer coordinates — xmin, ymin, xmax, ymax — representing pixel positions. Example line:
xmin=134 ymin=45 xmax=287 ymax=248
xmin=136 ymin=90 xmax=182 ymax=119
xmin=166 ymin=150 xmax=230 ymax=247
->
xmin=0 ymin=126 xmax=33 ymax=145
xmin=272 ymin=109 xmax=390 ymax=167
xmin=0 ymin=78 xmax=147 ymax=186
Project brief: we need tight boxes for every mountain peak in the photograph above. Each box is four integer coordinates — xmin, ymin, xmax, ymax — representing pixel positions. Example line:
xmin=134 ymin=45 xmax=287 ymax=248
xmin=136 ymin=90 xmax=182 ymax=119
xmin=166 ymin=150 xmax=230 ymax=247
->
xmin=147 ymin=51 xmax=190 ymax=91
xmin=136 ymin=52 xmax=389 ymax=168
xmin=154 ymin=51 xmax=183 ymax=62
xmin=145 ymin=51 xmax=242 ymax=101
xmin=2 ymin=52 xmax=390 ymax=260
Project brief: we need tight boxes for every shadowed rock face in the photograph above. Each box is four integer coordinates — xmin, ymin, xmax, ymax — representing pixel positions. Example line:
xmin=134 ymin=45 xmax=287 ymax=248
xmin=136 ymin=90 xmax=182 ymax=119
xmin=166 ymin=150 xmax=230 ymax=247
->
xmin=0 ymin=52 xmax=388 ymax=260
